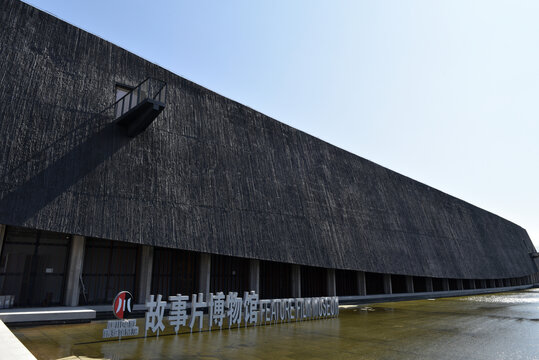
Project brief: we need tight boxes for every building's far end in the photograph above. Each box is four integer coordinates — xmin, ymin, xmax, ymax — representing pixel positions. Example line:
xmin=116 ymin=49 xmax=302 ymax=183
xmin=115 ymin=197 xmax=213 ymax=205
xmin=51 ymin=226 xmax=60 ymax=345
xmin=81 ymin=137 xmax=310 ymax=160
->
xmin=0 ymin=0 xmax=537 ymax=308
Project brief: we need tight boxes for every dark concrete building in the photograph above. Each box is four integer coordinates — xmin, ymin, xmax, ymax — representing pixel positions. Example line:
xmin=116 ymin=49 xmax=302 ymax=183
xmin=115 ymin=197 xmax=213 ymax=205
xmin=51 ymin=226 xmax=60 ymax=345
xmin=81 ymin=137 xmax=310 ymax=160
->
xmin=0 ymin=0 xmax=538 ymax=308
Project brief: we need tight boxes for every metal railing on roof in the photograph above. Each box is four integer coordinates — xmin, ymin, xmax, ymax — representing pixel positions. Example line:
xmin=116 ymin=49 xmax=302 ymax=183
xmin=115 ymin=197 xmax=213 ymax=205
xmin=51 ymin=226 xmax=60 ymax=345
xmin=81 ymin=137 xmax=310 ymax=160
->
xmin=115 ymin=78 xmax=167 ymax=119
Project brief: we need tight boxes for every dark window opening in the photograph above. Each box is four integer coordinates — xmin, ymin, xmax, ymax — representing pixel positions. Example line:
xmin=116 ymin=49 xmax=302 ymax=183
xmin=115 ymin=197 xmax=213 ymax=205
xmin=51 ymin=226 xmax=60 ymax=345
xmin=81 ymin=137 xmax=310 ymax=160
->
xmin=301 ymin=265 xmax=327 ymax=297
xmin=0 ymin=226 xmax=70 ymax=307
xmin=260 ymin=260 xmax=291 ymax=299
xmin=432 ymin=278 xmax=444 ymax=292
xmin=210 ymin=254 xmax=249 ymax=295
xmin=80 ymin=238 xmax=138 ymax=305
xmin=365 ymin=272 xmax=385 ymax=295
xmin=151 ymin=247 xmax=198 ymax=299
xmin=413 ymin=276 xmax=427 ymax=292
xmin=336 ymin=269 xmax=358 ymax=296
xmin=391 ymin=274 xmax=408 ymax=293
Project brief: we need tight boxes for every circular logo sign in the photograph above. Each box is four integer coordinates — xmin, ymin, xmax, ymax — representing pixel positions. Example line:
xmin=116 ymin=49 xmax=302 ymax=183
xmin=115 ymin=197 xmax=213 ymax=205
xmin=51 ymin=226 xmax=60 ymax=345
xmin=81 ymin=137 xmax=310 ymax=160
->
xmin=113 ymin=291 xmax=134 ymax=319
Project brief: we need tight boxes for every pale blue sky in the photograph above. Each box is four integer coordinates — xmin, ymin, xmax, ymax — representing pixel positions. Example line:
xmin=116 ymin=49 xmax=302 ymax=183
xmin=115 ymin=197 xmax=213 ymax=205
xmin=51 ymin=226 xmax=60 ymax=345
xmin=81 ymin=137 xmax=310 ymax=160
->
xmin=25 ymin=1 xmax=538 ymax=248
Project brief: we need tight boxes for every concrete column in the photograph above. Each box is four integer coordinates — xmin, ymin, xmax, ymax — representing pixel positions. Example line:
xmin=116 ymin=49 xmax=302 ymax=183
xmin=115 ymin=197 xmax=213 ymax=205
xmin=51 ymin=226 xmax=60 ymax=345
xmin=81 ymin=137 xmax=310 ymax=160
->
xmin=383 ymin=274 xmax=392 ymax=294
xmin=442 ymin=279 xmax=450 ymax=291
xmin=405 ymin=276 xmax=414 ymax=293
xmin=198 ymin=253 xmax=211 ymax=301
xmin=327 ymin=269 xmax=336 ymax=296
xmin=456 ymin=279 xmax=464 ymax=290
xmin=0 ymin=224 xmax=5 ymax=255
xmin=425 ymin=278 xmax=433 ymax=292
xmin=137 ymin=245 xmax=153 ymax=304
xmin=489 ymin=279 xmax=496 ymax=288
xmin=248 ymin=259 xmax=260 ymax=294
xmin=357 ymin=271 xmax=367 ymax=296
xmin=480 ymin=279 xmax=487 ymax=289
xmin=469 ymin=279 xmax=476 ymax=289
xmin=64 ymin=235 xmax=85 ymax=306
xmin=0 ymin=225 xmax=4 ymax=293
xmin=291 ymin=265 xmax=301 ymax=298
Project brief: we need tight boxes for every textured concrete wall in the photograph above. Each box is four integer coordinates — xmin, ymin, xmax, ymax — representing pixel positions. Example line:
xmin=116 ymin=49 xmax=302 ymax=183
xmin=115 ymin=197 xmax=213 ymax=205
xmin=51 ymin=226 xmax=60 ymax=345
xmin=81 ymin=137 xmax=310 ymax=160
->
xmin=0 ymin=0 xmax=537 ymax=280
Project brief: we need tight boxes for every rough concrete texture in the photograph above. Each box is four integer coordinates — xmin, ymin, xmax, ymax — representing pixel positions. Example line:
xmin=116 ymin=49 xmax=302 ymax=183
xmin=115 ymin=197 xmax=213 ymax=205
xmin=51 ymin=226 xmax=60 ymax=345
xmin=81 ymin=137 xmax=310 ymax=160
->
xmin=0 ymin=0 xmax=537 ymax=281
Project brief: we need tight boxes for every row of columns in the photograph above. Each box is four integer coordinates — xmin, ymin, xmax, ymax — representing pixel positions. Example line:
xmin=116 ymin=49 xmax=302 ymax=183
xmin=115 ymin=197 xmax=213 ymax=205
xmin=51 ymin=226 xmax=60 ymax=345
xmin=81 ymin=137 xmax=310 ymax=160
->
xmin=351 ymin=272 xmax=536 ymax=296
xmin=0 ymin=225 xmax=5 ymax=259
xmin=0 ymin=226 xmax=536 ymax=307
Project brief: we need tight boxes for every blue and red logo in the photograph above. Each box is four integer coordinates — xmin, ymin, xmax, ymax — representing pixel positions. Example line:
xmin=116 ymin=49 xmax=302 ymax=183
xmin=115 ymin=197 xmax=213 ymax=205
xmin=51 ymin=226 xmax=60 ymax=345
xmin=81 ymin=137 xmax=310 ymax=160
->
xmin=113 ymin=291 xmax=134 ymax=319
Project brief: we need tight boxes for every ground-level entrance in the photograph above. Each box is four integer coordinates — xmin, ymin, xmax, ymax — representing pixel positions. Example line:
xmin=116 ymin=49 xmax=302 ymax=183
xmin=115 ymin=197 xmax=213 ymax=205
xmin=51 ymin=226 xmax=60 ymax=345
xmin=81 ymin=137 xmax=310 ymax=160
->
xmin=0 ymin=226 xmax=70 ymax=307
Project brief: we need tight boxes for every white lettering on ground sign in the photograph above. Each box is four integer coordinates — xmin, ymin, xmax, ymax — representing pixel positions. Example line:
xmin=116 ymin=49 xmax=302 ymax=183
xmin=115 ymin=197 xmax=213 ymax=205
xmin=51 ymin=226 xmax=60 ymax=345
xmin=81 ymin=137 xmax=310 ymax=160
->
xmin=142 ymin=292 xmax=339 ymax=337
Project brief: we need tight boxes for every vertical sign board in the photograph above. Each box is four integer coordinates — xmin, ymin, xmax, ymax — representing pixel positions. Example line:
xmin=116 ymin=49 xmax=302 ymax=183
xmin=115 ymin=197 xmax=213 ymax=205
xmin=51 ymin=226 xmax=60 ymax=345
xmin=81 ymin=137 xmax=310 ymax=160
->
xmin=103 ymin=291 xmax=139 ymax=339
xmin=113 ymin=291 xmax=133 ymax=319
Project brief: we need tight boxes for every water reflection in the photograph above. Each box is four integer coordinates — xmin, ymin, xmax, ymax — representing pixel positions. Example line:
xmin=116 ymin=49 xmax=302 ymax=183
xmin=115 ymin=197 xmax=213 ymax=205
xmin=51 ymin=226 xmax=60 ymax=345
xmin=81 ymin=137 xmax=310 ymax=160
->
xmin=11 ymin=289 xmax=539 ymax=360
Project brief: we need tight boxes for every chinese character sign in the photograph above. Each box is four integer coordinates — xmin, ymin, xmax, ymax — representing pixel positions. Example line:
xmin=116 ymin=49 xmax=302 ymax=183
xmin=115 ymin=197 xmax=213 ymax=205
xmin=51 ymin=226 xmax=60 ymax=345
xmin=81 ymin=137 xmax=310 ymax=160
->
xmin=143 ymin=292 xmax=339 ymax=337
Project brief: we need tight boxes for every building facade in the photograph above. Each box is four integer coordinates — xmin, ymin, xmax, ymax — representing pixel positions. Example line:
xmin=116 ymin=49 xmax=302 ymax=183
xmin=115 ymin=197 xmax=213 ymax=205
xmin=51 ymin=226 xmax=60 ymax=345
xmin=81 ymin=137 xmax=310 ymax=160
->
xmin=0 ymin=0 xmax=538 ymax=308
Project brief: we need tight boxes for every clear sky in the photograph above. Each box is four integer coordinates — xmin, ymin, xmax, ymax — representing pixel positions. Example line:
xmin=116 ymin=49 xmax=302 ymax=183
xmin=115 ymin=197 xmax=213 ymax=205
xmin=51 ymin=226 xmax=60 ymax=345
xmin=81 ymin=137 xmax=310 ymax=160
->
xmin=24 ymin=0 xmax=539 ymax=248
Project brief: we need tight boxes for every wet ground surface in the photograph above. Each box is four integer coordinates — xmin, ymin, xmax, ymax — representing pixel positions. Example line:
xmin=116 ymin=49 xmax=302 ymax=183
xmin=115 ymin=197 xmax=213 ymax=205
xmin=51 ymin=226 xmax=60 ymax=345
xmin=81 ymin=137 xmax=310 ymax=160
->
xmin=11 ymin=289 xmax=539 ymax=360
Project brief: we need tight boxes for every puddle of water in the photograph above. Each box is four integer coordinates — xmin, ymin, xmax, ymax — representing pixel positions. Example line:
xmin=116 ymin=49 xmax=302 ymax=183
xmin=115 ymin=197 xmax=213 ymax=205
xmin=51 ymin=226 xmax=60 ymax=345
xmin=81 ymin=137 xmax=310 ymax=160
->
xmin=11 ymin=289 xmax=539 ymax=360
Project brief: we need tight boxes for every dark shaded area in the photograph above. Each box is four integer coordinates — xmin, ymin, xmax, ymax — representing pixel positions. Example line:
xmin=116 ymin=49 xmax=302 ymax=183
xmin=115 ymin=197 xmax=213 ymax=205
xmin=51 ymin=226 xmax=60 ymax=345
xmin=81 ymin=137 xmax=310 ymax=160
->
xmin=151 ymin=247 xmax=198 ymax=299
xmin=117 ymin=99 xmax=165 ymax=137
xmin=0 ymin=119 xmax=131 ymax=226
xmin=259 ymin=260 xmax=292 ymax=299
xmin=80 ymin=238 xmax=138 ymax=305
xmin=413 ymin=276 xmax=427 ymax=292
xmin=210 ymin=254 xmax=249 ymax=295
xmin=301 ymin=266 xmax=327 ymax=297
xmin=336 ymin=269 xmax=358 ymax=296
xmin=391 ymin=274 xmax=408 ymax=294
xmin=432 ymin=278 xmax=444 ymax=292
xmin=0 ymin=226 xmax=70 ymax=306
xmin=366 ymin=272 xmax=385 ymax=295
